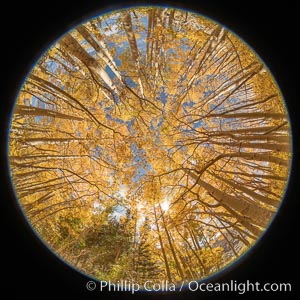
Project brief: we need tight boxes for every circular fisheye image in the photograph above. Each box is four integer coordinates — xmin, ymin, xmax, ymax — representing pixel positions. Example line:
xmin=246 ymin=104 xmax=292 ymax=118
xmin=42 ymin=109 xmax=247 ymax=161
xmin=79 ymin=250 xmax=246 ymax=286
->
xmin=8 ymin=6 xmax=291 ymax=287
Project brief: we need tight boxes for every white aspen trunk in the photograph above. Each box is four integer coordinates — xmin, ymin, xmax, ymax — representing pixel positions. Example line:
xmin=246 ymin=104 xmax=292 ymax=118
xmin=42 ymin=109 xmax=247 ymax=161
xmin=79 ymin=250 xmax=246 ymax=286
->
xmin=186 ymin=170 xmax=274 ymax=228
xmin=121 ymin=11 xmax=145 ymax=97
xmin=210 ymin=112 xmax=287 ymax=119
xmin=210 ymin=172 xmax=279 ymax=207
xmin=60 ymin=33 xmax=119 ymax=95
xmin=210 ymin=141 xmax=290 ymax=152
xmin=77 ymin=25 xmax=122 ymax=81
xmin=14 ymin=105 xmax=83 ymax=121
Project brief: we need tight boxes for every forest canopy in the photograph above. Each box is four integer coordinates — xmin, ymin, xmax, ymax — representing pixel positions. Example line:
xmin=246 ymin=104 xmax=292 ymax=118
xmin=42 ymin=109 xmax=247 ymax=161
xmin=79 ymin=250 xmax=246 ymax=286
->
xmin=9 ymin=6 xmax=291 ymax=284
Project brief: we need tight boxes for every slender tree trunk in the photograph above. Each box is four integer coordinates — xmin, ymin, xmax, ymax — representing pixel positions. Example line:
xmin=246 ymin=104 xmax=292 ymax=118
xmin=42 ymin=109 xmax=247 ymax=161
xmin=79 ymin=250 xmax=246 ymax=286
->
xmin=121 ymin=11 xmax=145 ymax=97
xmin=176 ymin=226 xmax=208 ymax=275
xmin=209 ymin=171 xmax=279 ymax=207
xmin=159 ymin=204 xmax=185 ymax=279
xmin=14 ymin=105 xmax=83 ymax=121
xmin=60 ymin=33 xmax=119 ymax=95
xmin=209 ymin=112 xmax=287 ymax=119
xmin=209 ymin=141 xmax=290 ymax=152
xmin=185 ymin=169 xmax=273 ymax=229
xmin=77 ymin=25 xmax=122 ymax=81
xmin=153 ymin=206 xmax=172 ymax=281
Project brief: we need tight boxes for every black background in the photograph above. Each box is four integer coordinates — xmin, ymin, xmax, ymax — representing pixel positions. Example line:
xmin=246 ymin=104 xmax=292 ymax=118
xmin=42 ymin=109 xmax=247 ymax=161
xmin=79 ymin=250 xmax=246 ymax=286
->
xmin=0 ymin=0 xmax=298 ymax=298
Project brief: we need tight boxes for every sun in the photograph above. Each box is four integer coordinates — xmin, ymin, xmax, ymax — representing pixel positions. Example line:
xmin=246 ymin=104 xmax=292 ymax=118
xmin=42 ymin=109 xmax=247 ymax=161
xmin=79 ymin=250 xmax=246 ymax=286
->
xmin=160 ymin=200 xmax=170 ymax=212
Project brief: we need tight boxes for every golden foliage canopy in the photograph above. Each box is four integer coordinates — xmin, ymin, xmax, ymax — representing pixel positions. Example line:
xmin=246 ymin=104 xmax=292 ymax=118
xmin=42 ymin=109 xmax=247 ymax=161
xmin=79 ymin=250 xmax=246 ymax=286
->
xmin=9 ymin=6 xmax=291 ymax=284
